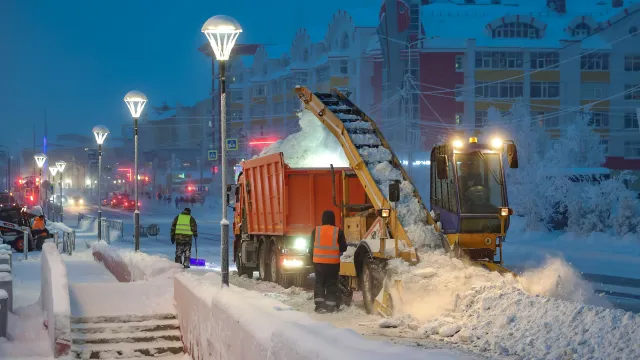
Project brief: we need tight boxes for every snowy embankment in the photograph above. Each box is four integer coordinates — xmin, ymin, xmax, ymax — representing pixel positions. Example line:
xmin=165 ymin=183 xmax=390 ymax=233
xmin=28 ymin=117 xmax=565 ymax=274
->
xmin=175 ymin=272 xmax=473 ymax=360
xmin=92 ymin=241 xmax=182 ymax=282
xmin=40 ymin=243 xmax=72 ymax=357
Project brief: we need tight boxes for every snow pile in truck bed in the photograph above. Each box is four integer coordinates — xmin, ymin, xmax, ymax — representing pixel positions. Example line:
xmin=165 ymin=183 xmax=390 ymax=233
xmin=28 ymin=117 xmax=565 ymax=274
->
xmin=383 ymin=254 xmax=639 ymax=360
xmin=259 ymin=110 xmax=348 ymax=168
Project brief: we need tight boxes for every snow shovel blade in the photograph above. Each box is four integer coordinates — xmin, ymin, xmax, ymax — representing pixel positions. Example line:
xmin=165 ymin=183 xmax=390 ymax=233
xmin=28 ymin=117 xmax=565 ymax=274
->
xmin=190 ymin=258 xmax=205 ymax=266
xmin=373 ymin=278 xmax=405 ymax=317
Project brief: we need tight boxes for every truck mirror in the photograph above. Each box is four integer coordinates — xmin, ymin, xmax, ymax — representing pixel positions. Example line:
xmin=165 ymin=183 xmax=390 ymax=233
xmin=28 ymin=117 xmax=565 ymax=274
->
xmin=436 ymin=155 xmax=448 ymax=179
xmin=506 ymin=144 xmax=519 ymax=168
xmin=388 ymin=182 xmax=400 ymax=203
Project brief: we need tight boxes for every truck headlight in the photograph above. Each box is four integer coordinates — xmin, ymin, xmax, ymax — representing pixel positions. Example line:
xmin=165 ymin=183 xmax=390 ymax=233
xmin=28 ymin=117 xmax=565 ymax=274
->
xmin=293 ymin=237 xmax=307 ymax=250
xmin=68 ymin=199 xmax=75 ymax=205
xmin=79 ymin=199 xmax=84 ymax=205
xmin=283 ymin=258 xmax=304 ymax=267
xmin=499 ymin=207 xmax=512 ymax=216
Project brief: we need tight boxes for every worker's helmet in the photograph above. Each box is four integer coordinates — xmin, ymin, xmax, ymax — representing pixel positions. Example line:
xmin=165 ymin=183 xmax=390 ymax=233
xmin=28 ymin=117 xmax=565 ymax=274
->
xmin=184 ymin=207 xmax=191 ymax=214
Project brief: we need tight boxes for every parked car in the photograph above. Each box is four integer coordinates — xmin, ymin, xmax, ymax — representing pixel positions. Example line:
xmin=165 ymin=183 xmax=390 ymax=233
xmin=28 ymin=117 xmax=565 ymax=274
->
xmin=110 ymin=195 xmax=128 ymax=208
xmin=121 ymin=198 xmax=140 ymax=211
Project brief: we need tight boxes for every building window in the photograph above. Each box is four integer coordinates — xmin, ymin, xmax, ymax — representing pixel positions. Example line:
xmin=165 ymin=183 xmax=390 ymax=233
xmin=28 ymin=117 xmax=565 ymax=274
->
xmin=455 ymin=113 xmax=463 ymax=125
xmin=274 ymin=101 xmax=285 ymax=114
xmin=340 ymin=60 xmax=349 ymax=75
xmin=589 ymin=112 xmax=609 ymax=127
xmin=475 ymin=111 xmax=488 ymax=128
xmin=475 ymin=81 xmax=524 ymax=99
xmin=573 ymin=23 xmax=591 ymax=38
xmin=544 ymin=113 xmax=560 ymax=128
xmin=530 ymin=52 xmax=559 ymax=69
xmin=316 ymin=66 xmax=330 ymax=83
xmin=230 ymin=90 xmax=243 ymax=102
xmin=492 ymin=22 xmax=540 ymax=39
xmin=253 ymin=85 xmax=266 ymax=97
xmin=581 ymin=53 xmax=610 ymax=70
xmin=251 ymin=104 xmax=266 ymax=117
xmin=475 ymin=51 xmax=523 ymax=69
xmin=624 ymin=84 xmax=640 ymax=100
xmin=409 ymin=3 xmax=420 ymax=33
xmin=531 ymin=82 xmax=560 ymax=98
xmin=625 ymin=55 xmax=640 ymax=71
xmin=455 ymin=55 xmax=464 ymax=71
xmin=600 ymin=140 xmax=609 ymax=155
xmin=455 ymin=84 xmax=463 ymax=100
xmin=341 ymin=33 xmax=350 ymax=50
xmin=230 ymin=110 xmax=243 ymax=122
xmin=624 ymin=141 xmax=640 ymax=158
xmin=624 ymin=113 xmax=639 ymax=129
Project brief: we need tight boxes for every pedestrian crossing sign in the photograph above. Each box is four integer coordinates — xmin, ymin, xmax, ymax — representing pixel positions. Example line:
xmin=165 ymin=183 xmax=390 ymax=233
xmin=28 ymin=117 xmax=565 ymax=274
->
xmin=208 ymin=150 xmax=218 ymax=161
xmin=226 ymin=138 xmax=238 ymax=151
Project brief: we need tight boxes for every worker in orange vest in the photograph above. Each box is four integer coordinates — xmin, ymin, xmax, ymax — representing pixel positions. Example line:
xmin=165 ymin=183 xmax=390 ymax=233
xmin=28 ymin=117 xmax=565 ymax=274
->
xmin=311 ymin=210 xmax=347 ymax=313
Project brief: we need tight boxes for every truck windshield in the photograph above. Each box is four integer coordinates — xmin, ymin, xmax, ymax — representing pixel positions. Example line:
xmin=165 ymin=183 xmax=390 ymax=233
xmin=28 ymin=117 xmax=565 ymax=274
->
xmin=455 ymin=152 xmax=505 ymax=214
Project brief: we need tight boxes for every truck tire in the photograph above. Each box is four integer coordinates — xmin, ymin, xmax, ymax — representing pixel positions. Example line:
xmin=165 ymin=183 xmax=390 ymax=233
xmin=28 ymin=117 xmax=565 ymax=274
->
xmin=235 ymin=251 xmax=253 ymax=279
xmin=279 ymin=272 xmax=306 ymax=289
xmin=359 ymin=256 xmax=384 ymax=315
xmin=258 ymin=241 xmax=270 ymax=281
xmin=270 ymin=244 xmax=280 ymax=285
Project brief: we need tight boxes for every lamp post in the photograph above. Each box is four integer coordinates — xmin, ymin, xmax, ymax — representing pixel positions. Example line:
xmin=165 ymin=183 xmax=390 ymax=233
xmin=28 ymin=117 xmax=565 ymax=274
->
xmin=34 ymin=153 xmax=47 ymax=207
xmin=55 ymin=161 xmax=66 ymax=222
xmin=93 ymin=125 xmax=110 ymax=242
xmin=124 ymin=91 xmax=147 ymax=252
xmin=48 ymin=166 xmax=58 ymax=219
xmin=202 ymin=14 xmax=242 ymax=287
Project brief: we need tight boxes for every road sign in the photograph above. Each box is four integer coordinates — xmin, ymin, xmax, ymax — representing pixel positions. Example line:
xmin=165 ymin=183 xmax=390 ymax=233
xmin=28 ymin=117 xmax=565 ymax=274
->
xmin=226 ymin=138 xmax=238 ymax=151
xmin=208 ymin=150 xmax=218 ymax=161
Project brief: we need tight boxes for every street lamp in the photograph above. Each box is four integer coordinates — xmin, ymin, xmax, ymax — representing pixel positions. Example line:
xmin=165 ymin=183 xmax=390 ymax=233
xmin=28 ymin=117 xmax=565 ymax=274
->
xmin=34 ymin=153 xmax=47 ymax=207
xmin=202 ymin=14 xmax=242 ymax=286
xmin=55 ymin=161 xmax=66 ymax=221
xmin=93 ymin=125 xmax=110 ymax=242
xmin=124 ymin=90 xmax=147 ymax=251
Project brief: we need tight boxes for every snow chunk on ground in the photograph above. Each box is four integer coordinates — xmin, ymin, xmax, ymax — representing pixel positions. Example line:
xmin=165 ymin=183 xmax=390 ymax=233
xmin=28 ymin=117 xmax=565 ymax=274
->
xmin=340 ymin=246 xmax=356 ymax=263
xmin=259 ymin=110 xmax=348 ymax=168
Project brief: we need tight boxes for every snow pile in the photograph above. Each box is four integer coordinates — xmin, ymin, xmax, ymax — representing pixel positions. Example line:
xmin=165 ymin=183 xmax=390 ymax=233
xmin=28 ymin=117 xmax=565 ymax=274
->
xmin=259 ymin=110 xmax=349 ymax=167
xmin=380 ymin=254 xmax=640 ymax=359
xmin=40 ymin=243 xmax=71 ymax=357
xmin=46 ymin=221 xmax=73 ymax=234
xmin=175 ymin=272 xmax=471 ymax=360
xmin=0 ymin=304 xmax=54 ymax=358
xmin=92 ymin=241 xmax=182 ymax=282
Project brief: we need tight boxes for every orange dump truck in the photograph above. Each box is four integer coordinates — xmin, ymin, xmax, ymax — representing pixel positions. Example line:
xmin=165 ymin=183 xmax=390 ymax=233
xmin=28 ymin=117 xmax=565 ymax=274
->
xmin=231 ymin=152 xmax=368 ymax=288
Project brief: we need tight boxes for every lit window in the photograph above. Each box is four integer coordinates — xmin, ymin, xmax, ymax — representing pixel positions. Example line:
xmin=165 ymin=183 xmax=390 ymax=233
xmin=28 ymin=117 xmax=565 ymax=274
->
xmin=455 ymin=55 xmax=464 ymax=71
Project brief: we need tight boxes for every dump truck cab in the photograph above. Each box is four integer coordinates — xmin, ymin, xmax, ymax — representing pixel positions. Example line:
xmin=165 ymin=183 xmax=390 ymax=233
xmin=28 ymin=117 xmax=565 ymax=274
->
xmin=431 ymin=137 xmax=518 ymax=265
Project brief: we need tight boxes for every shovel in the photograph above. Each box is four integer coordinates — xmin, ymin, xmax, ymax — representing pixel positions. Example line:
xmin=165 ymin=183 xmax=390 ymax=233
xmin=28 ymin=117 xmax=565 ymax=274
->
xmin=190 ymin=236 xmax=205 ymax=266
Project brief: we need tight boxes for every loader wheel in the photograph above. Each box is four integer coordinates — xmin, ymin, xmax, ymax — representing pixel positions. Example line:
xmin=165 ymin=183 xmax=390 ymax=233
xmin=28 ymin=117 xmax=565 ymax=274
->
xmin=258 ymin=242 xmax=270 ymax=282
xmin=359 ymin=256 xmax=383 ymax=315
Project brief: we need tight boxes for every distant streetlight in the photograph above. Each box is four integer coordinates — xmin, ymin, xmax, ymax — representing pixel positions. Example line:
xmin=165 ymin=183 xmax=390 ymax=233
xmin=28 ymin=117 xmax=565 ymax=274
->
xmin=55 ymin=161 xmax=66 ymax=221
xmin=202 ymin=14 xmax=242 ymax=286
xmin=93 ymin=125 xmax=110 ymax=242
xmin=34 ymin=153 xmax=47 ymax=207
xmin=124 ymin=90 xmax=147 ymax=251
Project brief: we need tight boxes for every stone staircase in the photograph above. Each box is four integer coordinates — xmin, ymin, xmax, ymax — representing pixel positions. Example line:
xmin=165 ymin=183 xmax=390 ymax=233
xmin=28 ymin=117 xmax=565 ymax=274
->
xmin=70 ymin=313 xmax=184 ymax=359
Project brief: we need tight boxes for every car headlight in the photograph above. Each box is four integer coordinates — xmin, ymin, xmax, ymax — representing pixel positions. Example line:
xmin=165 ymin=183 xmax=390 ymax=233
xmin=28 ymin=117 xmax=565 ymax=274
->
xmin=79 ymin=199 xmax=84 ymax=204
xmin=293 ymin=237 xmax=308 ymax=250
xmin=69 ymin=199 xmax=75 ymax=205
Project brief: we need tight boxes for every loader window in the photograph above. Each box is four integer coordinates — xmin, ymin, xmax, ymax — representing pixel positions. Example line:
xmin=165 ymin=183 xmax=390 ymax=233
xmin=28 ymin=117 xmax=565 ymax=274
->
xmin=430 ymin=150 xmax=458 ymax=213
xmin=455 ymin=152 xmax=505 ymax=214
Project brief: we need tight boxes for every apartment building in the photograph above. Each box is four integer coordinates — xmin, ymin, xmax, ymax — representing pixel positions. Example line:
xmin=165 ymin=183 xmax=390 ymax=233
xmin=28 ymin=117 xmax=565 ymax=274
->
xmin=373 ymin=0 xmax=640 ymax=171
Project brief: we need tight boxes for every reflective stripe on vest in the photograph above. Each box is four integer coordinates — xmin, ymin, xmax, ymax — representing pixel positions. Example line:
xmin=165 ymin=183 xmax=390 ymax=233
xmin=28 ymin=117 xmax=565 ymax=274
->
xmin=312 ymin=225 xmax=340 ymax=264
xmin=175 ymin=214 xmax=193 ymax=235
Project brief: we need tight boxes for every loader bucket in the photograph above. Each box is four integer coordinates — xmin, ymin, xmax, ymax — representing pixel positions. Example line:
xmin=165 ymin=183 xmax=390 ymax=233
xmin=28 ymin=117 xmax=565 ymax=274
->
xmin=373 ymin=278 xmax=405 ymax=317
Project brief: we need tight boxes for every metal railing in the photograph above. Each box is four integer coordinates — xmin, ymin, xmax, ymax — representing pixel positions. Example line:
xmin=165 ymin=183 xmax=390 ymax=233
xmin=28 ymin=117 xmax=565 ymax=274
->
xmin=77 ymin=213 xmax=124 ymax=242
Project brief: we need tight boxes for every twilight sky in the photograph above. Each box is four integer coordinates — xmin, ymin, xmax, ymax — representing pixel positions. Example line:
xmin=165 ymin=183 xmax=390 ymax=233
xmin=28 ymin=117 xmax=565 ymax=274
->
xmin=0 ymin=0 xmax=378 ymax=151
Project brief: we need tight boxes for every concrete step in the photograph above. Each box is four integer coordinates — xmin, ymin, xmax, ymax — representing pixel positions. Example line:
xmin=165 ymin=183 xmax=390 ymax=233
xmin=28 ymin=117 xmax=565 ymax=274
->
xmin=73 ymin=329 xmax=181 ymax=345
xmin=71 ymin=319 xmax=179 ymax=334
xmin=71 ymin=313 xmax=176 ymax=324
xmin=71 ymin=340 xmax=184 ymax=359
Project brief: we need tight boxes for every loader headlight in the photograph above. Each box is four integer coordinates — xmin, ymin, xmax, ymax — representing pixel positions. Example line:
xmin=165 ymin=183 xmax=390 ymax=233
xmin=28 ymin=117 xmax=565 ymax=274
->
xmin=452 ymin=139 xmax=463 ymax=149
xmin=499 ymin=207 xmax=512 ymax=216
xmin=491 ymin=138 xmax=503 ymax=149
xmin=380 ymin=209 xmax=390 ymax=218
xmin=293 ymin=237 xmax=308 ymax=250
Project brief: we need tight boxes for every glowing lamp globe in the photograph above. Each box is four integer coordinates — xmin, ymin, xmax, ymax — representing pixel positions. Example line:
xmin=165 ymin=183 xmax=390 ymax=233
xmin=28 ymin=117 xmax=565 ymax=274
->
xmin=124 ymin=90 xmax=148 ymax=118
xmin=55 ymin=161 xmax=66 ymax=173
xmin=49 ymin=166 xmax=58 ymax=177
xmin=201 ymin=15 xmax=242 ymax=61
xmin=34 ymin=153 xmax=47 ymax=168
xmin=93 ymin=125 xmax=110 ymax=145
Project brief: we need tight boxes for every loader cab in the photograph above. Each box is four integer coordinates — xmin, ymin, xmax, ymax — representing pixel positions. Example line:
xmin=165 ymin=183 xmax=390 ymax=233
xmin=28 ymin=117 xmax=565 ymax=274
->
xmin=430 ymin=138 xmax=517 ymax=261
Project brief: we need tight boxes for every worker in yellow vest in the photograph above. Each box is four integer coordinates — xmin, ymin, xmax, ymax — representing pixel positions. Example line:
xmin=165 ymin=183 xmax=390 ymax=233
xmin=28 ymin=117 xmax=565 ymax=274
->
xmin=311 ymin=210 xmax=347 ymax=313
xmin=170 ymin=207 xmax=198 ymax=268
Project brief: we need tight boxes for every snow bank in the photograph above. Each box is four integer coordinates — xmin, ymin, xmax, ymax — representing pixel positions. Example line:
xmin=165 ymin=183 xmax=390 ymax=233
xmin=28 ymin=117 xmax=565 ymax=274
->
xmin=0 ymin=304 xmax=55 ymax=358
xmin=46 ymin=221 xmax=73 ymax=234
xmin=92 ymin=241 xmax=182 ymax=282
xmin=40 ymin=243 xmax=71 ymax=357
xmin=382 ymin=253 xmax=639 ymax=360
xmin=259 ymin=110 xmax=349 ymax=168
xmin=174 ymin=272 xmax=473 ymax=360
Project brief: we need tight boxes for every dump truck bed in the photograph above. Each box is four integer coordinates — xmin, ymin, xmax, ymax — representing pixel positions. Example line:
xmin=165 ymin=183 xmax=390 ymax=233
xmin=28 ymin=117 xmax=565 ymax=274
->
xmin=241 ymin=153 xmax=367 ymax=236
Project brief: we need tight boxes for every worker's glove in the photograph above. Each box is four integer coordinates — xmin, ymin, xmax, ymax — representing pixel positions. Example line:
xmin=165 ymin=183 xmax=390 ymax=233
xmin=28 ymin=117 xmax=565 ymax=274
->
xmin=171 ymin=237 xmax=175 ymax=244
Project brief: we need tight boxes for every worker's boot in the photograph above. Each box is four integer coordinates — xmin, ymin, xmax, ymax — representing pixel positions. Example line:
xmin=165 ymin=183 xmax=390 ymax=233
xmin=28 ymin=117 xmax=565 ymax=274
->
xmin=314 ymin=303 xmax=327 ymax=314
xmin=175 ymin=256 xmax=181 ymax=264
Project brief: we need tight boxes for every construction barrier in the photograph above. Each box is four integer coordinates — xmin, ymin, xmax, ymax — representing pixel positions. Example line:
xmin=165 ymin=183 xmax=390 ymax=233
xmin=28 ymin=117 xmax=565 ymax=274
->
xmin=40 ymin=243 xmax=72 ymax=357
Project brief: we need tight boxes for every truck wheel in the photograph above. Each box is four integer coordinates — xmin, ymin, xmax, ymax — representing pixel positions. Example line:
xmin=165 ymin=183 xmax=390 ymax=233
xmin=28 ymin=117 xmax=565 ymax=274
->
xmin=279 ymin=272 xmax=306 ymax=289
xmin=270 ymin=245 xmax=280 ymax=285
xmin=235 ymin=252 xmax=253 ymax=279
xmin=258 ymin=242 xmax=270 ymax=282
xmin=359 ymin=256 xmax=384 ymax=315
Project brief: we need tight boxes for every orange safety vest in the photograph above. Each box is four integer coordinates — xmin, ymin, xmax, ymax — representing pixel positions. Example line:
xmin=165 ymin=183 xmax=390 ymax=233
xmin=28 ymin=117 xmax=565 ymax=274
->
xmin=312 ymin=225 xmax=340 ymax=264
xmin=33 ymin=217 xmax=45 ymax=230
